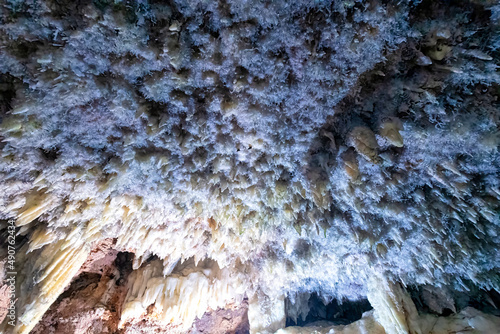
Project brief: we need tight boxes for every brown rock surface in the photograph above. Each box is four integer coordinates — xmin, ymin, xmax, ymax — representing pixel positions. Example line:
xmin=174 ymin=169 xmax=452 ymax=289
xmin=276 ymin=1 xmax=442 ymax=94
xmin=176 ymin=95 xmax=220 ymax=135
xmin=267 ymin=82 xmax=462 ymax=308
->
xmin=30 ymin=241 xmax=250 ymax=334
xmin=30 ymin=240 xmax=130 ymax=334
xmin=190 ymin=300 xmax=250 ymax=334
xmin=117 ymin=302 xmax=250 ymax=334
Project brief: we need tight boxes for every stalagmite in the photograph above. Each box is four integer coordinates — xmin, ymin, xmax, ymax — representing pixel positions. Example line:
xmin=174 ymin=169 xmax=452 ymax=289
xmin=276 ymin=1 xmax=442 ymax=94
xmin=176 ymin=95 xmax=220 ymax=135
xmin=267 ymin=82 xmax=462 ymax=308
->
xmin=367 ymin=276 xmax=421 ymax=334
xmin=248 ymin=293 xmax=286 ymax=334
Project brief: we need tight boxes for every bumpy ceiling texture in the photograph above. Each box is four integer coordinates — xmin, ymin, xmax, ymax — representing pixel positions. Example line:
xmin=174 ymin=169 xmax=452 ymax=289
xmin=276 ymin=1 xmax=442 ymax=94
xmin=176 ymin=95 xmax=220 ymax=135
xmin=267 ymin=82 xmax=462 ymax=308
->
xmin=0 ymin=0 xmax=499 ymax=333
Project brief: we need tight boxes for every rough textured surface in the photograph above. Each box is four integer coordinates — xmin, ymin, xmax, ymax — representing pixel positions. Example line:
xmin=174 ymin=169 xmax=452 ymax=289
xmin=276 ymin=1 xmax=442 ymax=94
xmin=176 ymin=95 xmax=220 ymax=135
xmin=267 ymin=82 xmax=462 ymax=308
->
xmin=30 ymin=240 xmax=129 ymax=334
xmin=0 ymin=0 xmax=499 ymax=333
xmin=190 ymin=301 xmax=250 ymax=334
xmin=31 ymin=242 xmax=250 ymax=334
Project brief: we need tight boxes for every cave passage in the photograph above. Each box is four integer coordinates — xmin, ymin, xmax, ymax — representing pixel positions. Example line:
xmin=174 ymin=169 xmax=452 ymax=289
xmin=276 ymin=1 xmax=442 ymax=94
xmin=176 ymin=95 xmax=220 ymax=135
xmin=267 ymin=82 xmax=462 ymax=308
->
xmin=285 ymin=293 xmax=373 ymax=327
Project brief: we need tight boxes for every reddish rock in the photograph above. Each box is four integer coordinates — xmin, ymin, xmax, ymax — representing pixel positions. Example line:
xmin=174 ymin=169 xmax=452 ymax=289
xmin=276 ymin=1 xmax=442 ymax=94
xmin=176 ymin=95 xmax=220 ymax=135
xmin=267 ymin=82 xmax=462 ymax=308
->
xmin=31 ymin=240 xmax=128 ymax=334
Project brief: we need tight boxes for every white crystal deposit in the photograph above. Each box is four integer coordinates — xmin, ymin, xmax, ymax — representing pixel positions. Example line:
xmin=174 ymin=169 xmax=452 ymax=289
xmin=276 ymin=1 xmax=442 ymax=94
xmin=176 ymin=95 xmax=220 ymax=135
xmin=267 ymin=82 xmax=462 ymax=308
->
xmin=0 ymin=0 xmax=499 ymax=333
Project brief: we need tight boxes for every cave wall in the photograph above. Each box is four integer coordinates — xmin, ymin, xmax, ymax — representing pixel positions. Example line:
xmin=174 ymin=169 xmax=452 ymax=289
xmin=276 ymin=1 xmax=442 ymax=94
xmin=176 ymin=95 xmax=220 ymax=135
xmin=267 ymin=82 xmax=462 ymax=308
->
xmin=0 ymin=0 xmax=499 ymax=333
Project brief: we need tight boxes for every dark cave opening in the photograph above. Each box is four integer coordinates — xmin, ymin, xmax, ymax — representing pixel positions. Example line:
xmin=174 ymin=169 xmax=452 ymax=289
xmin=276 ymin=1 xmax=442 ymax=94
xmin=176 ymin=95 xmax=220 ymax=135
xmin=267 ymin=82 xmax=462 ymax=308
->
xmin=115 ymin=251 xmax=135 ymax=285
xmin=285 ymin=293 xmax=373 ymax=327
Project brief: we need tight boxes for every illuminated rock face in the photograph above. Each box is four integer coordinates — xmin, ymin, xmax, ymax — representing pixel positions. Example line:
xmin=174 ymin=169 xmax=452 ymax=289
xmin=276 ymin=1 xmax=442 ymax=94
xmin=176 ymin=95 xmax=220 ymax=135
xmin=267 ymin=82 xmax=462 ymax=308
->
xmin=0 ymin=0 xmax=499 ymax=333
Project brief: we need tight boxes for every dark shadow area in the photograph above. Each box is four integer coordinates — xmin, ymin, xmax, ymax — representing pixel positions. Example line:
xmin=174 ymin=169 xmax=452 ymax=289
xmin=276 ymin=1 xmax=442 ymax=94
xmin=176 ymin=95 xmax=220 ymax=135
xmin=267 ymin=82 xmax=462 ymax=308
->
xmin=115 ymin=251 xmax=135 ymax=286
xmin=286 ymin=293 xmax=373 ymax=327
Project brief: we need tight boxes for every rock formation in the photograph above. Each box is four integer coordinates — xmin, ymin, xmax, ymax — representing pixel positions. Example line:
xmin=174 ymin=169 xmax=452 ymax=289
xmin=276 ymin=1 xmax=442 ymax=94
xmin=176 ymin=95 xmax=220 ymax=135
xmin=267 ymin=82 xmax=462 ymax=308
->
xmin=0 ymin=0 xmax=499 ymax=333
